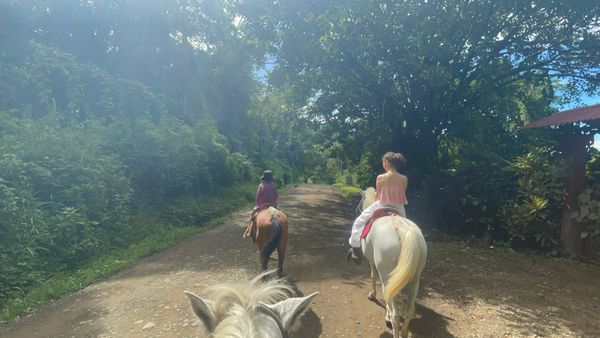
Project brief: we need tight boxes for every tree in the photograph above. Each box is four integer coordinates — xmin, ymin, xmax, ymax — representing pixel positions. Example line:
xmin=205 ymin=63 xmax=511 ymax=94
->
xmin=240 ymin=0 xmax=600 ymax=169
xmin=1 ymin=0 xmax=263 ymax=150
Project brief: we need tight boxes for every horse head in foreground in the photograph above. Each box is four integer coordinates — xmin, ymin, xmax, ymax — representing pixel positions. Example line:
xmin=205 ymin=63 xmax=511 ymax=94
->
xmin=185 ymin=271 xmax=317 ymax=338
xmin=359 ymin=187 xmax=427 ymax=338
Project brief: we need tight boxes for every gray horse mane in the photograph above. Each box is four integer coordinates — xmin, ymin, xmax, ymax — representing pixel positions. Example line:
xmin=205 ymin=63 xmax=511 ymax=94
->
xmin=206 ymin=271 xmax=294 ymax=337
xmin=207 ymin=271 xmax=294 ymax=313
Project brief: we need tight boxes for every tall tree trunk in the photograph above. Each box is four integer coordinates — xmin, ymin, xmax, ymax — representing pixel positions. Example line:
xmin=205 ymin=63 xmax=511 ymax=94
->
xmin=560 ymin=134 xmax=591 ymax=257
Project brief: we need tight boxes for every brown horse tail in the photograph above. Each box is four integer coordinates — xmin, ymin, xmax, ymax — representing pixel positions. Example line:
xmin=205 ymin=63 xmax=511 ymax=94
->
xmin=261 ymin=215 xmax=281 ymax=263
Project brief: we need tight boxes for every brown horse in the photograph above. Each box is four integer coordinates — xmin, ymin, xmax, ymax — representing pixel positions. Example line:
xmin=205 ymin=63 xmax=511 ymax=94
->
xmin=245 ymin=207 xmax=288 ymax=275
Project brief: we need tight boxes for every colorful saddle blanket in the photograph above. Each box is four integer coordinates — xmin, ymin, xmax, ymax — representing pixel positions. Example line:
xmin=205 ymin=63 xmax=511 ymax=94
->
xmin=360 ymin=208 xmax=402 ymax=239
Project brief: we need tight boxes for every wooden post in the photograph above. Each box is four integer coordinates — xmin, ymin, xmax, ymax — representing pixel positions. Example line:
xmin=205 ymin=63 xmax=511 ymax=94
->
xmin=560 ymin=134 xmax=591 ymax=256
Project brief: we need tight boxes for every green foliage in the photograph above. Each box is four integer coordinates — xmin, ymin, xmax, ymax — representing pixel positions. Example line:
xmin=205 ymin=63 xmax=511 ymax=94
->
xmin=411 ymin=148 xmax=514 ymax=238
xmin=332 ymin=182 xmax=362 ymax=198
xmin=0 ymin=42 xmax=165 ymax=121
xmin=573 ymin=188 xmax=600 ymax=240
xmin=104 ymin=116 xmax=254 ymax=202
xmin=0 ymin=106 xmax=264 ymax=305
xmin=574 ymin=151 xmax=600 ymax=242
xmin=0 ymin=112 xmax=132 ymax=303
xmin=166 ymin=183 xmax=256 ymax=228
xmin=241 ymin=0 xmax=600 ymax=169
xmin=239 ymin=1 xmax=600 ymax=257
xmin=0 ymin=39 xmax=265 ymax=307
xmin=499 ymin=148 xmax=567 ymax=248
xmin=0 ymin=182 xmax=255 ymax=324
xmin=246 ymin=86 xmax=322 ymax=184
xmin=239 ymin=0 xmax=600 ymax=256
xmin=3 ymin=0 xmax=599 ymax=319
xmin=0 ymin=224 xmax=195 ymax=325
xmin=0 ymin=0 xmax=312 ymax=319
xmin=355 ymin=151 xmax=381 ymax=188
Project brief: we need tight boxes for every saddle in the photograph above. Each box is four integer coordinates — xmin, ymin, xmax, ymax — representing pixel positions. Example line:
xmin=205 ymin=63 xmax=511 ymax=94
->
xmin=244 ymin=204 xmax=276 ymax=242
xmin=360 ymin=208 xmax=402 ymax=239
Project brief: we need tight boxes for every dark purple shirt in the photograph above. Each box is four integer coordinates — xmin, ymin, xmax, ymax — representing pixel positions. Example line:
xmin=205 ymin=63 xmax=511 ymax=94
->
xmin=256 ymin=181 xmax=278 ymax=208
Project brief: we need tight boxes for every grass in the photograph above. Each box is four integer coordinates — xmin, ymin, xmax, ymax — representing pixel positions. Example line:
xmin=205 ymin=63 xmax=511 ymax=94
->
xmin=0 ymin=184 xmax=257 ymax=326
xmin=0 ymin=226 xmax=201 ymax=325
xmin=332 ymin=182 xmax=362 ymax=197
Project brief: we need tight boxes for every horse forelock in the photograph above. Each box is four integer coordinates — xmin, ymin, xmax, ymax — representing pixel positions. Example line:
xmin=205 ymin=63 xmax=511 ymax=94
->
xmin=208 ymin=278 xmax=292 ymax=313
xmin=205 ymin=271 xmax=293 ymax=337
xmin=213 ymin=303 xmax=284 ymax=338
xmin=213 ymin=304 xmax=253 ymax=337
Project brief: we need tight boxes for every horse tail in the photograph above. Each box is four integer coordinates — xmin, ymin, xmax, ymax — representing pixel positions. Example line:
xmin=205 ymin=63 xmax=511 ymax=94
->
xmin=384 ymin=220 xmax=426 ymax=305
xmin=261 ymin=214 xmax=281 ymax=263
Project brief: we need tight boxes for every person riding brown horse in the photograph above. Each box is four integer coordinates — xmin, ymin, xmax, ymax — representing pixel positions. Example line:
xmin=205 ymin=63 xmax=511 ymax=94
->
xmin=243 ymin=170 xmax=288 ymax=274
xmin=243 ymin=170 xmax=278 ymax=240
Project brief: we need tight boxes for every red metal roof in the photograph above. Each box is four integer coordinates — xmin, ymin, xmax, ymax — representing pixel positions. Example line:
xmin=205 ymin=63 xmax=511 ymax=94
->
xmin=520 ymin=103 xmax=600 ymax=129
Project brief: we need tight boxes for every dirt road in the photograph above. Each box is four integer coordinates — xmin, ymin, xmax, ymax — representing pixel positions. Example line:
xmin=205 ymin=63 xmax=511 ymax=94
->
xmin=1 ymin=184 xmax=599 ymax=337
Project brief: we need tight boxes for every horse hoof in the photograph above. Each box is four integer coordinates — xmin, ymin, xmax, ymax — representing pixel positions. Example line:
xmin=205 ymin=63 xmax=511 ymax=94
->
xmin=385 ymin=320 xmax=392 ymax=330
xmin=367 ymin=293 xmax=377 ymax=302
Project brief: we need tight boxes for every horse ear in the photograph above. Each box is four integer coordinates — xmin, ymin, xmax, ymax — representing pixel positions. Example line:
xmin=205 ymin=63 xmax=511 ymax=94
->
xmin=266 ymin=292 xmax=318 ymax=332
xmin=184 ymin=291 xmax=217 ymax=331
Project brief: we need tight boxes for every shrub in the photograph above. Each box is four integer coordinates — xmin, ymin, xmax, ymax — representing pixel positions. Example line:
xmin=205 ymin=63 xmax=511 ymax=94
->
xmin=498 ymin=147 xmax=567 ymax=249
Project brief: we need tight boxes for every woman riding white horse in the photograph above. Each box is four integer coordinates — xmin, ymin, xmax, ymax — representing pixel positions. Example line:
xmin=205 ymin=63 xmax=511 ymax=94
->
xmin=348 ymin=152 xmax=409 ymax=263
xmin=357 ymin=187 xmax=427 ymax=338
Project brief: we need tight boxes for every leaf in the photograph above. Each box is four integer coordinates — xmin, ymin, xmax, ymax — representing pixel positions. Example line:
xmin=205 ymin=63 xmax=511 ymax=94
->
xmin=580 ymin=192 xmax=592 ymax=203
xmin=530 ymin=195 xmax=549 ymax=210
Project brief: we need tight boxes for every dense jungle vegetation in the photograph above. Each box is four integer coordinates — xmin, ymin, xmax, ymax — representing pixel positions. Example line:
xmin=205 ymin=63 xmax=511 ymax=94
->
xmin=1 ymin=0 xmax=599 ymax=322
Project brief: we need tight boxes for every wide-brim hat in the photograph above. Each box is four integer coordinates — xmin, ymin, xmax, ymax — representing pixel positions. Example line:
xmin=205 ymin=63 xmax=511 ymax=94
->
xmin=261 ymin=170 xmax=273 ymax=181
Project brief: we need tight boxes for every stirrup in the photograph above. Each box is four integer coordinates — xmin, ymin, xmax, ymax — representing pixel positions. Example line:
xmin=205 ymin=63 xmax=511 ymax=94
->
xmin=346 ymin=247 xmax=362 ymax=265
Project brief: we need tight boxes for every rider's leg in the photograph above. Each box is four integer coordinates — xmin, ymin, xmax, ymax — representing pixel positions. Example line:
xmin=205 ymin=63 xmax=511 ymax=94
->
xmin=243 ymin=207 xmax=260 ymax=239
xmin=349 ymin=201 xmax=382 ymax=248
xmin=348 ymin=202 xmax=381 ymax=264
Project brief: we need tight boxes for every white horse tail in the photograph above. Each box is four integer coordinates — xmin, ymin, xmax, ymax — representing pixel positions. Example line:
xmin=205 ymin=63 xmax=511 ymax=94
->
xmin=383 ymin=223 xmax=424 ymax=304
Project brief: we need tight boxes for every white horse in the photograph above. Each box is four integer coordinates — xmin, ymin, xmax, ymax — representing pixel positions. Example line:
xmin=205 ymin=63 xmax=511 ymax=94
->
xmin=359 ymin=187 xmax=427 ymax=338
xmin=185 ymin=270 xmax=318 ymax=338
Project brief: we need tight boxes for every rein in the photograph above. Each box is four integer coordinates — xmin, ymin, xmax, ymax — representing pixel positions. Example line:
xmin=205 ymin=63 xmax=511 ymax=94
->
xmin=356 ymin=192 xmax=367 ymax=214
